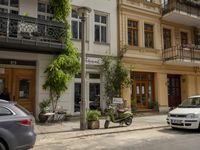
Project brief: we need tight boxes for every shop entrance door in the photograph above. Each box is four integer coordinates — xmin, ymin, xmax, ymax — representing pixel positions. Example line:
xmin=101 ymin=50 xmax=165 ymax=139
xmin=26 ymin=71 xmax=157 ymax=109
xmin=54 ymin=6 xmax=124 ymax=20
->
xmin=0 ymin=68 xmax=35 ymax=114
xmin=135 ymin=81 xmax=148 ymax=108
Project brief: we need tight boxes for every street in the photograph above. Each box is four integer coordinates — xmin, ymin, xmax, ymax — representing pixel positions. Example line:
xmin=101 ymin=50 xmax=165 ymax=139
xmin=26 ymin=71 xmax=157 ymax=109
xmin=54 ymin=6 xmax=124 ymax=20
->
xmin=33 ymin=127 xmax=200 ymax=150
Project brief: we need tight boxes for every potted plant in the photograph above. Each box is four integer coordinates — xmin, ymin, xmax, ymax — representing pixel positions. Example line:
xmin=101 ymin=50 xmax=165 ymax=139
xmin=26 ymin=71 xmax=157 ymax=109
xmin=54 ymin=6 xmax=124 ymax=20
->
xmin=38 ymin=99 xmax=50 ymax=123
xmin=153 ymin=101 xmax=159 ymax=112
xmin=87 ymin=110 xmax=101 ymax=129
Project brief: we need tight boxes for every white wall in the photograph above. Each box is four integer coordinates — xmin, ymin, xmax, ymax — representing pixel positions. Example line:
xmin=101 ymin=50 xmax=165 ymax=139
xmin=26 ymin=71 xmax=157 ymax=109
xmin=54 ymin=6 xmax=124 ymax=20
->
xmin=71 ymin=0 xmax=118 ymax=57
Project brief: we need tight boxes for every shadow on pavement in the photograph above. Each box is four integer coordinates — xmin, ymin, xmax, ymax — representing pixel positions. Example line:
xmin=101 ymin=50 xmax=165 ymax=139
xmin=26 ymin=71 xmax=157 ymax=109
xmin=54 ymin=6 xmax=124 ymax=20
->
xmin=158 ymin=127 xmax=200 ymax=135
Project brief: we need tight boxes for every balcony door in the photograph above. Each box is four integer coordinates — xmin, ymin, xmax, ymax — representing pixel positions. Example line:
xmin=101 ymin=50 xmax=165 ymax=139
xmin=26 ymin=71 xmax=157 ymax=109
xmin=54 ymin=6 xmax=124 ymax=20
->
xmin=163 ymin=28 xmax=171 ymax=49
xmin=181 ymin=32 xmax=188 ymax=45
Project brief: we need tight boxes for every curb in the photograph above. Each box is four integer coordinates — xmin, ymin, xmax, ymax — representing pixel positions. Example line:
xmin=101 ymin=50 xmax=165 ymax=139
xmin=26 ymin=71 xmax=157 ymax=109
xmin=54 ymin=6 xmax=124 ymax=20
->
xmin=67 ymin=125 xmax=169 ymax=139
xmin=36 ymin=125 xmax=169 ymax=138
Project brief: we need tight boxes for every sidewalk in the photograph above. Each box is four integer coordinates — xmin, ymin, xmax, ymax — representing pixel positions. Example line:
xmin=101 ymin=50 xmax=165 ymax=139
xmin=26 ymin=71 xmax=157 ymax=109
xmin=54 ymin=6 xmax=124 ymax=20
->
xmin=35 ymin=114 xmax=169 ymax=146
xmin=35 ymin=114 xmax=168 ymax=138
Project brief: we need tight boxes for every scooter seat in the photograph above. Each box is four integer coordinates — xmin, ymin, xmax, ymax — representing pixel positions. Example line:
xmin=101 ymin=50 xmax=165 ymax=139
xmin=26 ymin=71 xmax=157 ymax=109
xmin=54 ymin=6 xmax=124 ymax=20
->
xmin=117 ymin=109 xmax=126 ymax=113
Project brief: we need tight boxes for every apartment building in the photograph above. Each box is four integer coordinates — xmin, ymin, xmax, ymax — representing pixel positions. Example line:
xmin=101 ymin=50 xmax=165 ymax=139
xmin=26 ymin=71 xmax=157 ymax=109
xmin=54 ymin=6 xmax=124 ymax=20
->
xmin=119 ymin=0 xmax=200 ymax=112
xmin=0 ymin=0 xmax=118 ymax=116
xmin=71 ymin=0 xmax=118 ymax=115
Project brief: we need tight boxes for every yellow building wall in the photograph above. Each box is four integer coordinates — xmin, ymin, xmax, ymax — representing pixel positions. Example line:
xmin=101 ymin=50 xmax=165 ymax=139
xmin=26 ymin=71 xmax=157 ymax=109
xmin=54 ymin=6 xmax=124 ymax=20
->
xmin=197 ymin=76 xmax=200 ymax=95
xmin=155 ymin=73 xmax=168 ymax=107
xmin=181 ymin=75 xmax=200 ymax=101
xmin=181 ymin=75 xmax=188 ymax=101
xmin=186 ymin=75 xmax=196 ymax=97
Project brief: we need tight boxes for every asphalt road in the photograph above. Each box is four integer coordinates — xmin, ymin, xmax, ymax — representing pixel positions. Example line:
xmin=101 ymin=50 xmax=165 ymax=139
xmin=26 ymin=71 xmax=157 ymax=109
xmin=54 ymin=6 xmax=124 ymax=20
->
xmin=32 ymin=127 xmax=200 ymax=150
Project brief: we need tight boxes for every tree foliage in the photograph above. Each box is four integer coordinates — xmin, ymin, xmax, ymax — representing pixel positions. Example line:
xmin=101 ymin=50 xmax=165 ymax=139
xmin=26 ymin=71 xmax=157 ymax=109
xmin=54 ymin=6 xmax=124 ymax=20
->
xmin=43 ymin=0 xmax=80 ymax=112
xmin=102 ymin=55 xmax=132 ymax=105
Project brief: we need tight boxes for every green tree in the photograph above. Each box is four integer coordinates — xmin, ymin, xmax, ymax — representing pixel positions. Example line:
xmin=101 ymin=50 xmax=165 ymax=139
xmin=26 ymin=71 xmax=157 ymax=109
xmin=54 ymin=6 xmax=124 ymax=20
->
xmin=43 ymin=0 xmax=80 ymax=112
xmin=102 ymin=54 xmax=132 ymax=105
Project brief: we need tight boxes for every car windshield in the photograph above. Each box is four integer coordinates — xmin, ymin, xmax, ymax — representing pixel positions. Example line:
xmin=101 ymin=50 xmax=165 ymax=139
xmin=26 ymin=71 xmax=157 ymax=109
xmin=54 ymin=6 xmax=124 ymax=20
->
xmin=179 ymin=97 xmax=200 ymax=108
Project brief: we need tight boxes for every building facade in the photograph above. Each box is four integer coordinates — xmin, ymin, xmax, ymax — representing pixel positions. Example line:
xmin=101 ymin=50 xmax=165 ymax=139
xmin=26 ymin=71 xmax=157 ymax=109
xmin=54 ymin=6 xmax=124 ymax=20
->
xmin=119 ymin=0 xmax=200 ymax=112
xmin=0 ymin=0 xmax=118 ymax=116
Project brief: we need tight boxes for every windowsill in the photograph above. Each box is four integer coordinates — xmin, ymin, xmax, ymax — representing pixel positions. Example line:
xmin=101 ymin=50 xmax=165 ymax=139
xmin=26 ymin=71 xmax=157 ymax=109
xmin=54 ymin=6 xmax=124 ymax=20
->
xmin=72 ymin=38 xmax=89 ymax=43
xmin=94 ymin=41 xmax=110 ymax=46
xmin=143 ymin=1 xmax=160 ymax=7
xmin=128 ymin=46 xmax=160 ymax=52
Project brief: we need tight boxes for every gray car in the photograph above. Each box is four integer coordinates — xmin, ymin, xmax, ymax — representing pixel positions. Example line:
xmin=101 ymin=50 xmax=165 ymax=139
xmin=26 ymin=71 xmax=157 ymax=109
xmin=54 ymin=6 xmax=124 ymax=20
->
xmin=0 ymin=99 xmax=36 ymax=150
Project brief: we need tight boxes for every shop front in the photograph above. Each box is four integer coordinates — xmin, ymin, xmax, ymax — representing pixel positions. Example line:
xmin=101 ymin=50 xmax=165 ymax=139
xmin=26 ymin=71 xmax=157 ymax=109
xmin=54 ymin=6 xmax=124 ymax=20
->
xmin=0 ymin=60 xmax=36 ymax=114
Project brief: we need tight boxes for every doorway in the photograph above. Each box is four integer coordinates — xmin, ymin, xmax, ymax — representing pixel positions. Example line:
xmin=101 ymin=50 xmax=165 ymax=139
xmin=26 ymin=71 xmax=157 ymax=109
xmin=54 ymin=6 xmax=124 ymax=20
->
xmin=131 ymin=72 xmax=154 ymax=110
xmin=0 ymin=68 xmax=35 ymax=114
xmin=135 ymin=81 xmax=148 ymax=108
xmin=167 ymin=75 xmax=181 ymax=107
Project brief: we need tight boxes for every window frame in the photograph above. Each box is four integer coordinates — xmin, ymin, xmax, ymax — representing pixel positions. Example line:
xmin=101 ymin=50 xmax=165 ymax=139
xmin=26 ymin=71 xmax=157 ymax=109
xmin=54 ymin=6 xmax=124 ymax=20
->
xmin=144 ymin=23 xmax=154 ymax=48
xmin=71 ymin=9 xmax=82 ymax=40
xmin=0 ymin=0 xmax=19 ymax=14
xmin=163 ymin=28 xmax=172 ymax=49
xmin=37 ymin=0 xmax=53 ymax=20
xmin=180 ymin=31 xmax=188 ymax=45
xmin=94 ymin=12 xmax=108 ymax=43
xmin=128 ymin=19 xmax=139 ymax=46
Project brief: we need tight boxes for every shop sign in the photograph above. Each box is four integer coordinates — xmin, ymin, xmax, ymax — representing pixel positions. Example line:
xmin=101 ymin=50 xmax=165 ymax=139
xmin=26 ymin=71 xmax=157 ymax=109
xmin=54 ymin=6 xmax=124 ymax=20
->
xmin=113 ymin=97 xmax=123 ymax=104
xmin=86 ymin=57 xmax=102 ymax=65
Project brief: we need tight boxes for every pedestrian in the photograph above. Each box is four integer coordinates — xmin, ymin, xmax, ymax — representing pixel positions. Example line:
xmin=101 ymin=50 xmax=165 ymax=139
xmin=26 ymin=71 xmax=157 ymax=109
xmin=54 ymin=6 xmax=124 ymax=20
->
xmin=0 ymin=88 xmax=10 ymax=101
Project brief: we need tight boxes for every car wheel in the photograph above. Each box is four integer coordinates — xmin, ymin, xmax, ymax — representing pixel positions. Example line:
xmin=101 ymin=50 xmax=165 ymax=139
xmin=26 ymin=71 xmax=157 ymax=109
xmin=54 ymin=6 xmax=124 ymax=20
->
xmin=198 ymin=123 xmax=200 ymax=131
xmin=0 ymin=141 xmax=6 ymax=150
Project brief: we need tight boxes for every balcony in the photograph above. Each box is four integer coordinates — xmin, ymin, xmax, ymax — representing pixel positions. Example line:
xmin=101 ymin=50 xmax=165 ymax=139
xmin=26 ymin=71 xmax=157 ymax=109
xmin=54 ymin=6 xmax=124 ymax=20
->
xmin=163 ymin=44 xmax=200 ymax=66
xmin=162 ymin=0 xmax=200 ymax=26
xmin=0 ymin=13 xmax=66 ymax=54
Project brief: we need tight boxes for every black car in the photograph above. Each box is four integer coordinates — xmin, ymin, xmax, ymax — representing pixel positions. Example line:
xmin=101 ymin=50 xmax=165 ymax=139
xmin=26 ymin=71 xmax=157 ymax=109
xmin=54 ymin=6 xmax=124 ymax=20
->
xmin=0 ymin=99 xmax=36 ymax=150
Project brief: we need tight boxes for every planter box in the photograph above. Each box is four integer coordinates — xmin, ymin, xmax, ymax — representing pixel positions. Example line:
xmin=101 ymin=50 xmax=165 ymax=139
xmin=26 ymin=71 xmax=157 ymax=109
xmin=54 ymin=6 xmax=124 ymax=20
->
xmin=88 ymin=120 xmax=100 ymax=129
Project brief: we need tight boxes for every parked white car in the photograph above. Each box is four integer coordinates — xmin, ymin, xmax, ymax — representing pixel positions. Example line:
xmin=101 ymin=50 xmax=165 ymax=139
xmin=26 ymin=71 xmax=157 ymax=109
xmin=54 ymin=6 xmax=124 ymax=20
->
xmin=167 ymin=95 xmax=200 ymax=129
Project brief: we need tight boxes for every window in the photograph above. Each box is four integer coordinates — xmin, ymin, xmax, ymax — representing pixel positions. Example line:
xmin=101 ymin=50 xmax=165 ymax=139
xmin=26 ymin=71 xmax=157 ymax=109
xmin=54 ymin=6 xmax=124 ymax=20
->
xmin=128 ymin=20 xmax=138 ymax=46
xmin=94 ymin=14 xmax=107 ymax=43
xmin=181 ymin=32 xmax=188 ymax=45
xmin=144 ymin=23 xmax=154 ymax=48
xmin=89 ymin=74 xmax=100 ymax=79
xmin=0 ymin=0 xmax=19 ymax=14
xmin=38 ymin=0 xmax=53 ymax=20
xmin=0 ymin=107 xmax=12 ymax=116
xmin=71 ymin=9 xmax=82 ymax=40
xmin=163 ymin=28 xmax=171 ymax=49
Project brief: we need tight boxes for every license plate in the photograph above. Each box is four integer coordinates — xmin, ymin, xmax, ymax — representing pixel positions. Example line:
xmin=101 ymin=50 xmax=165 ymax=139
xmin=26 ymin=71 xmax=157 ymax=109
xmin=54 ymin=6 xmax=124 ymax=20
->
xmin=171 ymin=119 xmax=182 ymax=124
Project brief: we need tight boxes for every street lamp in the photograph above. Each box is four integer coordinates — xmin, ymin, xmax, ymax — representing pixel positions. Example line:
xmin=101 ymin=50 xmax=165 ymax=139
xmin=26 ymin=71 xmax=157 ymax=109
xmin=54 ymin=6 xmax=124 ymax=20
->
xmin=77 ymin=6 xmax=91 ymax=130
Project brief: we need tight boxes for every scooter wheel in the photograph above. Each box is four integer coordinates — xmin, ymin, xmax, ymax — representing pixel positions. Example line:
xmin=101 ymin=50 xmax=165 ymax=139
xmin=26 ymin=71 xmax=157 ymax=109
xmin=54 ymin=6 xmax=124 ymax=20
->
xmin=104 ymin=120 xmax=110 ymax=129
xmin=125 ymin=117 xmax=133 ymax=126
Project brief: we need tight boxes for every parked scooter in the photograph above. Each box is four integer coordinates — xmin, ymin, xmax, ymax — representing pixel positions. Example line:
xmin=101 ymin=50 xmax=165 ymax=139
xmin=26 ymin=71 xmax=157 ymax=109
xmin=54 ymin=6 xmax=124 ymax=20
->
xmin=104 ymin=105 xmax=133 ymax=128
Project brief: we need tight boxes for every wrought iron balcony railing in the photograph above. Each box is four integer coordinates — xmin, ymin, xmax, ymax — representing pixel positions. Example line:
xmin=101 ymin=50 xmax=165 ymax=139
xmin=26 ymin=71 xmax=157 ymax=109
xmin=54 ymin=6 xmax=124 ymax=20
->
xmin=162 ymin=0 xmax=200 ymax=17
xmin=0 ymin=13 xmax=66 ymax=53
xmin=163 ymin=44 xmax=200 ymax=62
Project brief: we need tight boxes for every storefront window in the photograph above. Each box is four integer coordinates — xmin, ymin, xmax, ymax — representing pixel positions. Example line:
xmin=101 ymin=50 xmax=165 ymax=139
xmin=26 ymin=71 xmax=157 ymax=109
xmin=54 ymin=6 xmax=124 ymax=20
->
xmin=89 ymin=83 xmax=100 ymax=110
xmin=74 ymin=83 xmax=81 ymax=112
